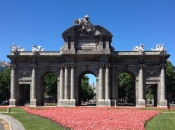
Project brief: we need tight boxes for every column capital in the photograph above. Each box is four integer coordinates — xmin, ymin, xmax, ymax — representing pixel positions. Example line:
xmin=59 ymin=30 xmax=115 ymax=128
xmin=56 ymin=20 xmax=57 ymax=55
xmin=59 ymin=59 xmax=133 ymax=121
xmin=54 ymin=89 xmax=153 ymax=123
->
xmin=64 ymin=64 xmax=70 ymax=68
xmin=160 ymin=64 xmax=166 ymax=69
xmin=10 ymin=64 xmax=16 ymax=69
xmin=71 ymin=64 xmax=75 ymax=68
xmin=105 ymin=63 xmax=111 ymax=68
xmin=99 ymin=64 xmax=105 ymax=68
xmin=138 ymin=64 xmax=145 ymax=69
xmin=30 ymin=64 xmax=37 ymax=69
xmin=59 ymin=64 xmax=64 ymax=69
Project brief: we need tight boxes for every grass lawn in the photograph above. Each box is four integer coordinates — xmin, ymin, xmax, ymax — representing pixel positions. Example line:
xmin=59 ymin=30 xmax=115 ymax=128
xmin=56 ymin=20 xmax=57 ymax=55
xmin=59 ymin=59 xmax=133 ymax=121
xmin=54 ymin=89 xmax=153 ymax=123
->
xmin=146 ymin=113 xmax=175 ymax=130
xmin=0 ymin=107 xmax=66 ymax=130
xmin=141 ymin=107 xmax=175 ymax=130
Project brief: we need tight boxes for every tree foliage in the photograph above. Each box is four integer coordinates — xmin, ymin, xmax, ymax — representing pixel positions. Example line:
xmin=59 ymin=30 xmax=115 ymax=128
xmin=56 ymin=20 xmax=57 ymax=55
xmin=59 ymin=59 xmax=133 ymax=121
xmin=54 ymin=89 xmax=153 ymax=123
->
xmin=118 ymin=72 xmax=134 ymax=102
xmin=166 ymin=61 xmax=175 ymax=94
xmin=146 ymin=85 xmax=154 ymax=103
xmin=81 ymin=75 xmax=95 ymax=101
xmin=0 ymin=68 xmax=10 ymax=102
xmin=44 ymin=73 xmax=57 ymax=102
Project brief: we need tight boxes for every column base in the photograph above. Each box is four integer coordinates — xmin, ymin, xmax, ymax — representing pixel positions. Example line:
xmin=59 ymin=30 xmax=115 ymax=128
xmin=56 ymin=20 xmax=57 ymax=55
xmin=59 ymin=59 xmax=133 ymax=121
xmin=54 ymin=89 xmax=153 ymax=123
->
xmin=97 ymin=99 xmax=105 ymax=106
xmin=9 ymin=99 xmax=17 ymax=106
xmin=62 ymin=99 xmax=70 ymax=107
xmin=57 ymin=99 xmax=64 ymax=106
xmin=69 ymin=99 xmax=76 ymax=107
xmin=30 ymin=99 xmax=37 ymax=107
xmin=158 ymin=99 xmax=167 ymax=107
xmin=137 ymin=99 xmax=145 ymax=107
xmin=111 ymin=99 xmax=116 ymax=107
xmin=104 ymin=99 xmax=111 ymax=106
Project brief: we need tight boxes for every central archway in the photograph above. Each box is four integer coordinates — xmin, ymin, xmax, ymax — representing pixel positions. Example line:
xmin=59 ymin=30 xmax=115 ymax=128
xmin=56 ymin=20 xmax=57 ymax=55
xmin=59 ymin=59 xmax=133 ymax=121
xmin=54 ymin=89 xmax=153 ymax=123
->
xmin=77 ymin=71 xmax=96 ymax=106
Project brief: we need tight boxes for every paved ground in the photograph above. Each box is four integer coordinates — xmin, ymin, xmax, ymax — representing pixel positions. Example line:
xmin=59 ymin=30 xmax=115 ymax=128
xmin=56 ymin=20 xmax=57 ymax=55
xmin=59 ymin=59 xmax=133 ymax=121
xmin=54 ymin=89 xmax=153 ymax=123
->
xmin=0 ymin=116 xmax=10 ymax=130
xmin=0 ymin=118 xmax=8 ymax=130
xmin=0 ymin=114 xmax=25 ymax=130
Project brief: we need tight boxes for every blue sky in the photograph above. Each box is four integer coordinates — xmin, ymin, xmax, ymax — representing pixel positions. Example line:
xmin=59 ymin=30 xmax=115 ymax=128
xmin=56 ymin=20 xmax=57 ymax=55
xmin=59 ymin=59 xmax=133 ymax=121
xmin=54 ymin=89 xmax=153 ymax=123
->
xmin=0 ymin=0 xmax=175 ymax=85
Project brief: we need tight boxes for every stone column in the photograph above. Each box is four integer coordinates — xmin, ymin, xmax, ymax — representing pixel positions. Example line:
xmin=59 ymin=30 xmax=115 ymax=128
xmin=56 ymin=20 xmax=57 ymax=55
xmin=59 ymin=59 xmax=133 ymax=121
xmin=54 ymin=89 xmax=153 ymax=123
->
xmin=64 ymin=65 xmax=68 ymax=100
xmin=105 ymin=64 xmax=111 ymax=106
xmin=9 ymin=64 xmax=17 ymax=106
xmin=159 ymin=64 xmax=167 ymax=107
xmin=98 ymin=64 xmax=104 ymax=106
xmin=30 ymin=64 xmax=37 ymax=107
xmin=70 ymin=64 xmax=75 ymax=99
xmin=105 ymin=64 xmax=110 ymax=100
xmin=58 ymin=65 xmax=64 ymax=106
xmin=138 ymin=64 xmax=145 ymax=107
xmin=99 ymin=64 xmax=103 ymax=99
xmin=70 ymin=64 xmax=75 ymax=106
xmin=111 ymin=65 xmax=116 ymax=106
xmin=60 ymin=66 xmax=64 ymax=99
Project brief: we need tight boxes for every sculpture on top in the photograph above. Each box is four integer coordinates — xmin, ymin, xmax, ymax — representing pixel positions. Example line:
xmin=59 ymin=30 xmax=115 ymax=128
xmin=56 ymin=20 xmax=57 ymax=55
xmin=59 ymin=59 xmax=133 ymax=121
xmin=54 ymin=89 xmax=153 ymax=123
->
xmin=32 ymin=45 xmax=45 ymax=55
xmin=11 ymin=44 xmax=25 ymax=55
xmin=151 ymin=43 xmax=165 ymax=54
xmin=133 ymin=44 xmax=144 ymax=53
xmin=74 ymin=14 xmax=95 ymax=35
xmin=18 ymin=45 xmax=25 ymax=51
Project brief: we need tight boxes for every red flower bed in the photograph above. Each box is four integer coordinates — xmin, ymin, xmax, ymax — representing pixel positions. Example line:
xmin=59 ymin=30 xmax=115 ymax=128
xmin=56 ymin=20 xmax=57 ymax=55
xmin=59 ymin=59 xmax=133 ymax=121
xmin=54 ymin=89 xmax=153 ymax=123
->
xmin=0 ymin=106 xmax=9 ymax=109
xmin=23 ymin=107 xmax=160 ymax=130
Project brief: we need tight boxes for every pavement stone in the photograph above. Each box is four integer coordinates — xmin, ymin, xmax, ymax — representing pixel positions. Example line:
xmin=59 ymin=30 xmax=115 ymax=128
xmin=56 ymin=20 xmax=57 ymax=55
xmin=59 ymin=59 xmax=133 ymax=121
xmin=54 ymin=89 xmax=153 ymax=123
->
xmin=0 ymin=114 xmax=25 ymax=130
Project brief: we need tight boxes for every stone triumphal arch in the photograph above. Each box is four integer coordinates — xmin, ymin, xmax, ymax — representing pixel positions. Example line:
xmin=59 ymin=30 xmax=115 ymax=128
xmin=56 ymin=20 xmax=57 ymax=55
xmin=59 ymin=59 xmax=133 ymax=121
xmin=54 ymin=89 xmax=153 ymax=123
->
xmin=8 ymin=15 xmax=170 ymax=107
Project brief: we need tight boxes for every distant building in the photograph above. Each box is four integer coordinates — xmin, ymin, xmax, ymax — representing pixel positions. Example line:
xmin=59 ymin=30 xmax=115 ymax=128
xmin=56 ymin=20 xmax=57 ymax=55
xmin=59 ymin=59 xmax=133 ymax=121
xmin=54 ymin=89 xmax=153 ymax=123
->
xmin=89 ymin=82 xmax=96 ymax=94
xmin=89 ymin=82 xmax=96 ymax=103
xmin=0 ymin=60 xmax=9 ymax=72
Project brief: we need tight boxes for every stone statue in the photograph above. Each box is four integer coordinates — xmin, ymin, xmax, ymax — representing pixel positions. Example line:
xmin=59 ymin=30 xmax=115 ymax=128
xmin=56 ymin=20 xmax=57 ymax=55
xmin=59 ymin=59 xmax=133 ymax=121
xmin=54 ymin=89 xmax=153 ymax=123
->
xmin=151 ymin=44 xmax=165 ymax=54
xmin=38 ymin=46 xmax=45 ymax=51
xmin=12 ymin=44 xmax=18 ymax=55
xmin=32 ymin=45 xmax=45 ymax=55
xmin=74 ymin=14 xmax=95 ymax=35
xmin=32 ymin=45 xmax=38 ymax=55
xmin=133 ymin=44 xmax=144 ymax=53
xmin=18 ymin=45 xmax=25 ymax=51
xmin=11 ymin=44 xmax=25 ymax=55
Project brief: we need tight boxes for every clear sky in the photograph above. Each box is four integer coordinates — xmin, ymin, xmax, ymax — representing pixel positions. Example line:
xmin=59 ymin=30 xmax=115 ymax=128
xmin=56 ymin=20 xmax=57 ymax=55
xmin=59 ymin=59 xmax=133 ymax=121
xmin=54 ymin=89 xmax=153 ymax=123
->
xmin=0 ymin=0 xmax=175 ymax=85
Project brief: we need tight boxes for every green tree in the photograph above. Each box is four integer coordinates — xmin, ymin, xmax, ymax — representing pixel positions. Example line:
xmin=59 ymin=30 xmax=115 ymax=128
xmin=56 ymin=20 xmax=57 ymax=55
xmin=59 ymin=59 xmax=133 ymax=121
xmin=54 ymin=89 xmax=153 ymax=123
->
xmin=118 ymin=72 xmax=134 ymax=102
xmin=0 ymin=68 xmax=10 ymax=103
xmin=166 ymin=61 xmax=175 ymax=94
xmin=44 ymin=73 xmax=57 ymax=103
xmin=146 ymin=85 xmax=154 ymax=103
xmin=81 ymin=75 xmax=95 ymax=102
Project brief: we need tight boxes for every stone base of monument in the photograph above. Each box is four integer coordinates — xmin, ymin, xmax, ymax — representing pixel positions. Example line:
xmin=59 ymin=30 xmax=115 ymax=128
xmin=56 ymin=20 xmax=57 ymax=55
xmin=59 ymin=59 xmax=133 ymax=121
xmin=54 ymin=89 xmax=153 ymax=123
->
xmin=159 ymin=99 xmax=167 ymax=107
xmin=137 ymin=99 xmax=145 ymax=107
xmin=62 ymin=99 xmax=70 ymax=107
xmin=97 ymin=99 xmax=105 ymax=106
xmin=69 ymin=99 xmax=76 ymax=107
xmin=57 ymin=99 xmax=64 ymax=106
xmin=30 ymin=99 xmax=37 ymax=107
xmin=97 ymin=99 xmax=112 ymax=106
xmin=104 ymin=99 xmax=111 ymax=106
xmin=111 ymin=99 xmax=116 ymax=107
xmin=9 ymin=99 xmax=17 ymax=106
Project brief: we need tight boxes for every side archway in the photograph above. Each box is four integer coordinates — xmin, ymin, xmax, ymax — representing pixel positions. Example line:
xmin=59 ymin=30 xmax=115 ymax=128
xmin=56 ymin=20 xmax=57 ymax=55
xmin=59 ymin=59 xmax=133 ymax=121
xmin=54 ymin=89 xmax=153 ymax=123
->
xmin=117 ymin=71 xmax=136 ymax=106
xmin=36 ymin=66 xmax=60 ymax=106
